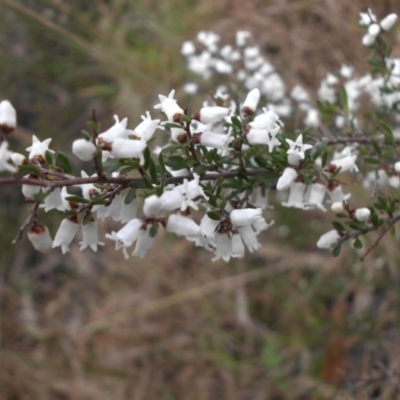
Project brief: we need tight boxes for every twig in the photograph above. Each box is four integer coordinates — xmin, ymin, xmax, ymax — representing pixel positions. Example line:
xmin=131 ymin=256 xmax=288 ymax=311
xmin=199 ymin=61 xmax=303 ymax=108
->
xmin=12 ymin=202 xmax=40 ymax=243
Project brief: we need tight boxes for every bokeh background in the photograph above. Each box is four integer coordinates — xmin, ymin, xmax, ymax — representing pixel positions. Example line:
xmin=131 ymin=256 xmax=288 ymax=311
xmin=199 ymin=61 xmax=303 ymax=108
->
xmin=1 ymin=1 xmax=400 ymax=399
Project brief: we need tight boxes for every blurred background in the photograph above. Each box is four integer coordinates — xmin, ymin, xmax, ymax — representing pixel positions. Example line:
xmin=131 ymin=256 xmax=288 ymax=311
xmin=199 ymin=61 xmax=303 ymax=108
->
xmin=1 ymin=0 xmax=400 ymax=399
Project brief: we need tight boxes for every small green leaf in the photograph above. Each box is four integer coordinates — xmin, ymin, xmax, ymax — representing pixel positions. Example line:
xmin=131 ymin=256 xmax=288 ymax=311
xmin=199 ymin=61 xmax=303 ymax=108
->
xmin=32 ymin=192 xmax=47 ymax=203
xmin=364 ymin=157 xmax=381 ymax=165
xmin=332 ymin=245 xmax=341 ymax=257
xmin=65 ymin=195 xmax=89 ymax=203
xmin=380 ymin=120 xmax=395 ymax=145
xmin=181 ymin=114 xmax=191 ymax=123
xmin=57 ymin=152 xmax=73 ymax=174
xmin=19 ymin=164 xmax=41 ymax=174
xmin=124 ymin=189 xmax=136 ymax=204
xmin=83 ymin=212 xmax=93 ymax=225
xmin=129 ymin=180 xmax=149 ymax=189
xmin=81 ymin=130 xmax=92 ymax=141
xmin=371 ymin=139 xmax=382 ymax=157
xmin=332 ymin=221 xmax=345 ymax=232
xmin=231 ymin=116 xmax=242 ymax=129
xmin=44 ymin=150 xmax=56 ymax=166
xmin=149 ymin=222 xmax=158 ymax=238
xmin=353 ymin=238 xmax=363 ymax=249
xmin=207 ymin=211 xmax=221 ymax=221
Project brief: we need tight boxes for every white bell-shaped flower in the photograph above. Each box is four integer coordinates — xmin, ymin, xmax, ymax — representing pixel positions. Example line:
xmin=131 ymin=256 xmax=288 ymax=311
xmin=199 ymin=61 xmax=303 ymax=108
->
xmin=52 ymin=217 xmax=80 ymax=254
xmin=0 ymin=100 xmax=17 ymax=134
xmin=72 ymin=138 xmax=96 ymax=162
xmin=79 ymin=220 xmax=104 ymax=252
xmin=317 ymin=230 xmax=341 ymax=249
xmin=28 ymin=224 xmax=53 ymax=253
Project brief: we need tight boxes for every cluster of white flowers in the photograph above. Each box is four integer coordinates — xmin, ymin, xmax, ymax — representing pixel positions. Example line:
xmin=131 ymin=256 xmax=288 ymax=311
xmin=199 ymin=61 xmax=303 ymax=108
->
xmin=1 ymin=8 xmax=400 ymax=261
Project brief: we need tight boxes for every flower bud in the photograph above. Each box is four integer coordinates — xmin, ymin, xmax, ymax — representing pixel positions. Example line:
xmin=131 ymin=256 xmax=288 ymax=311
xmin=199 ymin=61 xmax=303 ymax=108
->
xmin=317 ymin=229 xmax=340 ymax=249
xmin=72 ymin=139 xmax=97 ymax=161
xmin=242 ymin=88 xmax=260 ymax=115
xmin=11 ymin=152 xmax=27 ymax=167
xmin=362 ymin=33 xmax=376 ymax=46
xmin=331 ymin=201 xmax=345 ymax=213
xmin=380 ymin=13 xmax=397 ymax=31
xmin=165 ymin=214 xmax=201 ymax=237
xmin=394 ymin=161 xmax=400 ymax=173
xmin=28 ymin=224 xmax=53 ymax=253
xmin=0 ymin=100 xmax=17 ymax=134
xmin=355 ymin=207 xmax=370 ymax=222
xmin=194 ymin=106 xmax=229 ymax=125
xmin=389 ymin=175 xmax=400 ymax=188
xmin=368 ymin=23 xmax=381 ymax=37
xmin=276 ymin=167 xmax=298 ymax=191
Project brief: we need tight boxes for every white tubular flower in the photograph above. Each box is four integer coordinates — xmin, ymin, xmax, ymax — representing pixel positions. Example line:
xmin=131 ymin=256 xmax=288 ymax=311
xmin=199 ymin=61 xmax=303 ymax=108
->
xmin=249 ymin=108 xmax=282 ymax=130
xmin=327 ymin=155 xmax=358 ymax=174
xmin=183 ymin=82 xmax=198 ymax=95
xmin=331 ymin=201 xmax=345 ymax=213
xmin=79 ymin=220 xmax=104 ymax=252
xmin=0 ymin=100 xmax=17 ymax=134
xmin=52 ymin=216 xmax=80 ymax=254
xmin=286 ymin=134 xmax=313 ymax=163
xmin=394 ymin=161 xmax=400 ymax=173
xmin=26 ymin=135 xmax=53 ymax=164
xmin=282 ymin=181 xmax=310 ymax=209
xmin=110 ymin=138 xmax=147 ymax=164
xmin=230 ymin=208 xmax=263 ymax=227
xmin=276 ymin=167 xmax=298 ymax=191
xmin=28 ymin=224 xmax=53 ymax=253
xmin=198 ymin=130 xmax=233 ymax=156
xmin=194 ymin=106 xmax=229 ymax=125
xmin=231 ymin=234 xmax=245 ymax=258
xmin=307 ymin=181 xmax=327 ymax=211
xmin=247 ymin=127 xmax=281 ymax=152
xmin=389 ymin=175 xmax=400 ymax=188
xmin=175 ymin=174 xmax=208 ymax=211
xmin=133 ymin=111 xmax=161 ymax=142
xmin=165 ymin=214 xmax=201 ymax=238
xmin=381 ymin=13 xmax=397 ymax=31
xmin=120 ymin=197 xmax=138 ymax=223
xmin=41 ymin=188 xmax=65 ymax=212
xmin=236 ymin=225 xmax=261 ymax=252
xmin=212 ymin=233 xmax=233 ymax=262
xmin=359 ymin=9 xmax=377 ymax=26
xmin=340 ymin=65 xmax=354 ymax=79
xmin=105 ymin=218 xmax=143 ymax=259
xmin=317 ymin=229 xmax=341 ymax=249
xmin=154 ymin=90 xmax=184 ymax=121
xmin=327 ymin=181 xmax=351 ymax=203
xmin=104 ymin=195 xmax=123 ymax=221
xmin=242 ymin=88 xmax=260 ymax=115
xmin=355 ymin=208 xmax=371 ymax=222
xmin=251 ymin=187 xmax=273 ymax=210
xmin=72 ymin=138 xmax=96 ymax=162
xmin=0 ymin=142 xmax=17 ymax=173
xmin=160 ymin=189 xmax=183 ymax=212
xmin=22 ymin=174 xmax=41 ymax=200
xmin=143 ymin=195 xmax=162 ymax=218
xmin=98 ymin=115 xmax=132 ymax=143
xmin=79 ymin=171 xmax=100 ymax=200
xmin=132 ymin=226 xmax=155 ymax=258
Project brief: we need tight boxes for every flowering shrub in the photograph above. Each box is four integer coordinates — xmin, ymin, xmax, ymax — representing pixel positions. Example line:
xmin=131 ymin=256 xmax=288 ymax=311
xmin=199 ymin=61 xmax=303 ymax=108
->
xmin=1 ymin=8 xmax=400 ymax=261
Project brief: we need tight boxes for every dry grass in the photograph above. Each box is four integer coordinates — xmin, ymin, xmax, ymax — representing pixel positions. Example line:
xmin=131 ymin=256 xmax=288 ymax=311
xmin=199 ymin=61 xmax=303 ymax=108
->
xmin=1 ymin=1 xmax=400 ymax=399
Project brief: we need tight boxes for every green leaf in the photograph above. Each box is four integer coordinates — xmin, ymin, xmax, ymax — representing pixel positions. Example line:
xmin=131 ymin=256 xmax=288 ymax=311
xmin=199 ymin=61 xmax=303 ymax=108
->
xmin=380 ymin=120 xmax=395 ymax=145
xmin=82 ymin=212 xmax=93 ymax=225
xmin=339 ymin=87 xmax=349 ymax=114
xmin=143 ymin=147 xmax=151 ymax=170
xmin=124 ymin=189 xmax=136 ymax=204
xmin=332 ymin=221 xmax=345 ymax=232
xmin=158 ymin=152 xmax=166 ymax=172
xmin=353 ymin=238 xmax=363 ymax=249
xmin=18 ymin=164 xmax=41 ymax=174
xmin=149 ymin=159 xmax=158 ymax=183
xmin=164 ymin=122 xmax=184 ymax=129
xmin=81 ymin=130 xmax=92 ymax=141
xmin=149 ymin=222 xmax=158 ymax=238
xmin=371 ymin=139 xmax=382 ymax=157
xmin=65 ymin=195 xmax=89 ymax=203
xmin=332 ymin=245 xmax=341 ymax=257
xmin=231 ymin=116 xmax=242 ymax=129
xmin=207 ymin=211 xmax=221 ymax=221
xmin=391 ymin=226 xmax=396 ymax=240
xmin=44 ymin=150 xmax=56 ymax=166
xmin=129 ymin=180 xmax=149 ymax=189
xmin=32 ymin=192 xmax=47 ymax=203
xmin=364 ymin=157 xmax=381 ymax=165
xmin=181 ymin=114 xmax=192 ymax=123
xmin=57 ymin=152 xmax=73 ymax=174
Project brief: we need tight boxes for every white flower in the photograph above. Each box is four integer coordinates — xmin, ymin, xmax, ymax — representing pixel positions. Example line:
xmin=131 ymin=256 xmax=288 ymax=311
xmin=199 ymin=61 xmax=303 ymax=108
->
xmin=28 ymin=224 xmax=53 ymax=253
xmin=242 ymin=88 xmax=260 ymax=115
xmin=160 ymin=189 xmax=183 ymax=212
xmin=174 ymin=174 xmax=208 ymax=211
xmin=110 ymin=138 xmax=147 ymax=164
xmin=143 ymin=194 xmax=162 ymax=217
xmin=52 ymin=217 xmax=80 ymax=254
xmin=198 ymin=130 xmax=233 ymax=156
xmin=79 ymin=220 xmax=104 ymax=252
xmin=22 ymin=174 xmax=42 ymax=200
xmin=98 ymin=115 xmax=132 ymax=143
xmin=368 ymin=23 xmax=381 ymax=37
xmin=236 ymin=30 xmax=251 ymax=47
xmin=120 ymin=196 xmax=138 ymax=223
xmin=0 ymin=142 xmax=17 ymax=173
xmin=195 ymin=106 xmax=229 ymax=125
xmin=230 ymin=208 xmax=263 ymax=227
xmin=212 ymin=233 xmax=233 ymax=262
xmin=41 ymin=188 xmax=65 ymax=212
xmin=133 ymin=111 xmax=161 ymax=142
xmin=327 ymin=155 xmax=358 ymax=173
xmin=165 ymin=214 xmax=201 ymax=238
xmin=304 ymin=109 xmax=320 ymax=128
xmin=132 ymin=225 xmax=155 ymax=258
xmin=181 ymin=40 xmax=196 ymax=56
xmin=327 ymin=181 xmax=351 ymax=203
xmin=317 ymin=229 xmax=341 ymax=249
xmin=359 ymin=9 xmax=377 ymax=26
xmin=307 ymin=182 xmax=327 ymax=211
xmin=247 ymin=127 xmax=281 ymax=152
xmin=154 ymin=90 xmax=184 ymax=121
xmin=249 ymin=108 xmax=282 ymax=130
xmin=10 ymin=152 xmax=26 ymax=168
xmin=183 ymin=82 xmax=198 ymax=95
xmin=340 ymin=65 xmax=354 ymax=79
xmin=236 ymin=225 xmax=261 ymax=252
xmin=276 ymin=167 xmax=298 ymax=191
xmin=394 ymin=161 xmax=400 ymax=173
xmin=381 ymin=13 xmax=397 ymax=31
xmin=362 ymin=33 xmax=376 ymax=47
xmin=389 ymin=175 xmax=400 ymax=188
xmin=72 ymin=138 xmax=96 ymax=161
xmin=251 ymin=187 xmax=273 ymax=210
xmin=286 ymin=134 xmax=313 ymax=164
xmin=231 ymin=234 xmax=245 ymax=258
xmin=282 ymin=181 xmax=310 ymax=209
xmin=0 ymin=100 xmax=17 ymax=133
xmin=106 ymin=218 xmax=143 ymax=259
xmin=26 ymin=135 xmax=53 ymax=164
xmin=355 ymin=208 xmax=370 ymax=222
